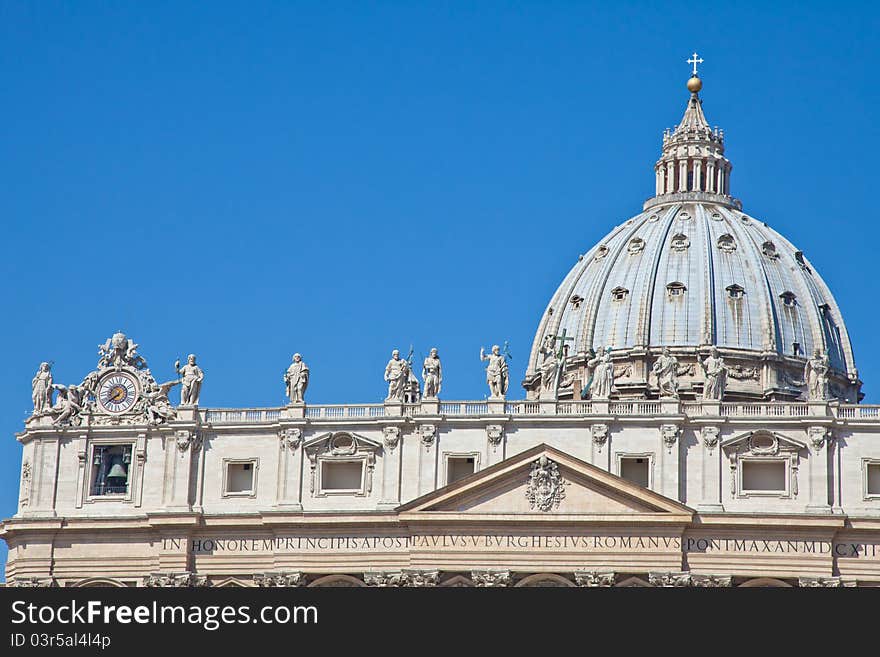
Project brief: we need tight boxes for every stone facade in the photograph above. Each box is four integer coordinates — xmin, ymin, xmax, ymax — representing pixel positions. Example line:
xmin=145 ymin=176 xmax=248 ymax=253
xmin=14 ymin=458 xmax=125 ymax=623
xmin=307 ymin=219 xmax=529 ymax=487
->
xmin=4 ymin=65 xmax=879 ymax=588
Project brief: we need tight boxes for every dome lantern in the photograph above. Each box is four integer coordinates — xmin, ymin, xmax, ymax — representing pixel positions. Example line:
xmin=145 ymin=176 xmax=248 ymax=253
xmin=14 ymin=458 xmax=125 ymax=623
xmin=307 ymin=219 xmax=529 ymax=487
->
xmin=649 ymin=53 xmax=737 ymax=211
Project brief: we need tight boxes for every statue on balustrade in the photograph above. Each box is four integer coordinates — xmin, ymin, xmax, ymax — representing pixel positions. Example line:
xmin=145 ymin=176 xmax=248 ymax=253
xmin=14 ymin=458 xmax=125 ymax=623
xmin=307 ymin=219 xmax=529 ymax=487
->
xmin=584 ymin=346 xmax=614 ymax=399
xmin=175 ymin=354 xmax=204 ymax=406
xmin=539 ymin=335 xmax=561 ymax=394
xmin=422 ymin=348 xmax=442 ymax=398
xmin=804 ymin=348 xmax=830 ymax=401
xmin=385 ymin=349 xmax=411 ymax=401
xmin=652 ymin=347 xmax=680 ymax=399
xmin=284 ymin=353 xmax=310 ymax=403
xmin=31 ymin=362 xmax=53 ymax=415
xmin=480 ymin=344 xmax=509 ymax=399
xmin=701 ymin=346 xmax=728 ymax=401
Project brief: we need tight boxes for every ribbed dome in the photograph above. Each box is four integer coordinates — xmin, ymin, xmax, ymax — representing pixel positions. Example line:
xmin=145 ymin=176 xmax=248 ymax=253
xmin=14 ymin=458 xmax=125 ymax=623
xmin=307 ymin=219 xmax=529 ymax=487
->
xmin=524 ymin=75 xmax=860 ymax=403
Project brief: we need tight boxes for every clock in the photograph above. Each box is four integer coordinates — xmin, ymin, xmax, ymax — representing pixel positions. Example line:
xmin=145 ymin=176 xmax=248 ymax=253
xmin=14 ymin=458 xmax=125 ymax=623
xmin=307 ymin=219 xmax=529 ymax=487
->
xmin=98 ymin=373 xmax=139 ymax=414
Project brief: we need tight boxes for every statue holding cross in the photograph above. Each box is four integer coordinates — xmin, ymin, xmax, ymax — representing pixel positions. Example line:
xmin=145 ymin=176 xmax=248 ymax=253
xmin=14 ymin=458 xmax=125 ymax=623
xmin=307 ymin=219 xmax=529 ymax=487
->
xmin=539 ymin=329 xmax=575 ymax=396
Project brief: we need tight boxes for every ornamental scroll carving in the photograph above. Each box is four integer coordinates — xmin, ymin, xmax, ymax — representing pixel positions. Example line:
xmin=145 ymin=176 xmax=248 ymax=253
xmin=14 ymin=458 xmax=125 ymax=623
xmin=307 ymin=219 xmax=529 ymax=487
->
xmin=175 ymin=430 xmax=203 ymax=453
xmin=591 ymin=424 xmax=609 ymax=452
xmin=383 ymin=426 xmax=401 ymax=452
xmin=525 ymin=456 xmax=566 ymax=512
xmin=419 ymin=424 xmax=437 ymax=450
xmin=254 ymin=572 xmax=305 ymax=587
xmin=486 ymin=424 xmax=504 ymax=451
xmin=471 ymin=570 xmax=511 ymax=587
xmin=143 ymin=572 xmax=208 ymax=587
xmin=278 ymin=428 xmax=303 ymax=452
xmin=574 ymin=571 xmax=616 ymax=587
xmin=365 ymin=570 xmax=439 ymax=587
xmin=807 ymin=426 xmax=831 ymax=453
xmin=8 ymin=577 xmax=57 ymax=588
xmin=660 ymin=424 xmax=680 ymax=453
xmin=701 ymin=426 xmax=720 ymax=453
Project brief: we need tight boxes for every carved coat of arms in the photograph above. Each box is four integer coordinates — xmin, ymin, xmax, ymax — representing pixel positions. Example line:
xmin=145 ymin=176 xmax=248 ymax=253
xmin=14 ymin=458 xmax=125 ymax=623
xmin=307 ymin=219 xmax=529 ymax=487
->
xmin=525 ymin=456 xmax=566 ymax=512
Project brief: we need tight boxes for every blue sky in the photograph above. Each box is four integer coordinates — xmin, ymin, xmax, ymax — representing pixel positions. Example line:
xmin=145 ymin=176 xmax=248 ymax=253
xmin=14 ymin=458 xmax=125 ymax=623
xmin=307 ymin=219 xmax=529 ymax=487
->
xmin=1 ymin=2 xmax=878 ymax=574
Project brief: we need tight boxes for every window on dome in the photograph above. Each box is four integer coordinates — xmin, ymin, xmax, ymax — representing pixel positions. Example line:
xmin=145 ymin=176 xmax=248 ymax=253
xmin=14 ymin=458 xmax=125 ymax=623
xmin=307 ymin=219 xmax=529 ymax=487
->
xmin=726 ymin=284 xmax=745 ymax=300
xmin=570 ymin=294 xmax=584 ymax=310
xmin=627 ymin=238 xmax=645 ymax=254
xmin=717 ymin=234 xmax=737 ymax=252
xmin=780 ymin=291 xmax=797 ymax=307
xmin=670 ymin=233 xmax=690 ymax=252
xmin=762 ymin=241 xmax=779 ymax=258
xmin=611 ymin=287 xmax=629 ymax=302
xmin=666 ymin=282 xmax=687 ymax=298
xmin=595 ymin=245 xmax=609 ymax=259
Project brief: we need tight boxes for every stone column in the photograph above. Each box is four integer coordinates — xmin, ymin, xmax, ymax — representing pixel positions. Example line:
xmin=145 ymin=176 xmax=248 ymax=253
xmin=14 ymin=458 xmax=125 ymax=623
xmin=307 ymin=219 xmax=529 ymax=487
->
xmin=485 ymin=424 xmax=506 ymax=466
xmin=706 ymin=161 xmax=716 ymax=192
xmin=417 ymin=424 xmax=438 ymax=496
xmin=666 ymin=161 xmax=675 ymax=193
xmin=694 ymin=160 xmax=702 ymax=191
xmin=678 ymin=160 xmax=688 ymax=192
xmin=276 ymin=426 xmax=304 ymax=510
xmin=590 ymin=423 xmax=611 ymax=471
xmin=659 ymin=424 xmax=681 ymax=500
xmin=696 ymin=425 xmax=723 ymax=512
xmin=379 ymin=426 xmax=404 ymax=508
xmin=162 ymin=429 xmax=201 ymax=511
xmin=806 ymin=426 xmax=832 ymax=513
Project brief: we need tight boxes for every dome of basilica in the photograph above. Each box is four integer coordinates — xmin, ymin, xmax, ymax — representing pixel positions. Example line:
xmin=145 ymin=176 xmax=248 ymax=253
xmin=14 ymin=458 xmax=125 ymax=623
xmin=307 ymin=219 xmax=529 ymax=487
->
xmin=525 ymin=76 xmax=860 ymax=403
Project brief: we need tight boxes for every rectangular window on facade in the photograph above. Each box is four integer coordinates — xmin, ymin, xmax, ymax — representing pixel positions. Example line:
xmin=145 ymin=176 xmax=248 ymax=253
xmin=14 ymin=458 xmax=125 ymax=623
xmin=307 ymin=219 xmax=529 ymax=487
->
xmin=620 ymin=457 xmax=650 ymax=488
xmin=321 ymin=461 xmax=364 ymax=492
xmin=447 ymin=456 xmax=476 ymax=484
xmin=741 ymin=460 xmax=786 ymax=492
xmin=867 ymin=462 xmax=880 ymax=497
xmin=90 ymin=445 xmax=132 ymax=496
xmin=225 ymin=462 xmax=256 ymax=495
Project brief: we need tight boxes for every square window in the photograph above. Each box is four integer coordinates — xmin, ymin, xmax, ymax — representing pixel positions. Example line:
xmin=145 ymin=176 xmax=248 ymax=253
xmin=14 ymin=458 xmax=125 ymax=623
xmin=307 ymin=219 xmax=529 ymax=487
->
xmin=741 ymin=461 xmax=786 ymax=493
xmin=867 ymin=463 xmax=880 ymax=497
xmin=90 ymin=445 xmax=132 ymax=497
xmin=447 ymin=457 xmax=476 ymax=485
xmin=620 ymin=457 xmax=650 ymax=488
xmin=225 ymin=462 xmax=256 ymax=495
xmin=321 ymin=461 xmax=364 ymax=492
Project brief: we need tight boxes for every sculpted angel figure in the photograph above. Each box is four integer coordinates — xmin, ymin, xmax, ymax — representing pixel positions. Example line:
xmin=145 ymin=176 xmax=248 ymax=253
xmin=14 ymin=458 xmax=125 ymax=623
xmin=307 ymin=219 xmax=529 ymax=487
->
xmin=480 ymin=344 xmax=509 ymax=398
xmin=804 ymin=348 xmax=830 ymax=400
xmin=701 ymin=346 xmax=728 ymax=401
xmin=51 ymin=384 xmax=84 ymax=427
xmin=652 ymin=347 xmax=680 ymax=398
xmin=175 ymin=354 xmax=204 ymax=406
xmin=144 ymin=380 xmax=179 ymax=425
xmin=584 ymin=346 xmax=614 ymax=399
xmin=284 ymin=353 xmax=310 ymax=403
xmin=31 ymin=362 xmax=53 ymax=415
xmin=384 ymin=349 xmax=410 ymax=401
xmin=422 ymin=348 xmax=442 ymax=398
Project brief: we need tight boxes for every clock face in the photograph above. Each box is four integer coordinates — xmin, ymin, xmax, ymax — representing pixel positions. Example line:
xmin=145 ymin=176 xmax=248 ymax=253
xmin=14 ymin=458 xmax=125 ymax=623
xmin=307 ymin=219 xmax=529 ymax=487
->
xmin=98 ymin=373 xmax=139 ymax=414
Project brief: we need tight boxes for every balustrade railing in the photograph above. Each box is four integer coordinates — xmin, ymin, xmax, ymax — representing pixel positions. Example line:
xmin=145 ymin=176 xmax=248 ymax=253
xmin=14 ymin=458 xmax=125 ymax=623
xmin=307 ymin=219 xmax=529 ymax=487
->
xmin=200 ymin=401 xmax=880 ymax=423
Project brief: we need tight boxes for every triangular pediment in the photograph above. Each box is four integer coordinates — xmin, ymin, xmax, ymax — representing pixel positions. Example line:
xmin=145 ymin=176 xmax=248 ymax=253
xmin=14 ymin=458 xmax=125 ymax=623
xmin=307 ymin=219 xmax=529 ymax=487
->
xmin=398 ymin=444 xmax=692 ymax=519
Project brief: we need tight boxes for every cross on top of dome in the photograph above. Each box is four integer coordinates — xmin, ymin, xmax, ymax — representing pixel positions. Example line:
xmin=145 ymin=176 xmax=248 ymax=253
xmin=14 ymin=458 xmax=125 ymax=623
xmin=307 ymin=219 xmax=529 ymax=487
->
xmin=687 ymin=52 xmax=703 ymax=77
